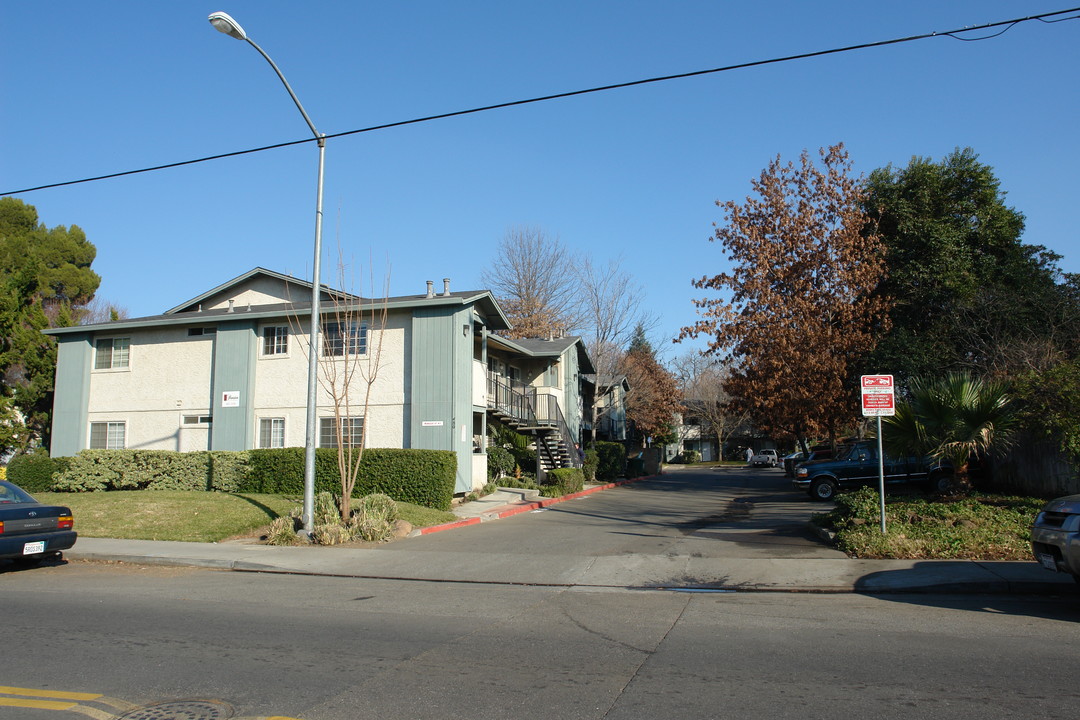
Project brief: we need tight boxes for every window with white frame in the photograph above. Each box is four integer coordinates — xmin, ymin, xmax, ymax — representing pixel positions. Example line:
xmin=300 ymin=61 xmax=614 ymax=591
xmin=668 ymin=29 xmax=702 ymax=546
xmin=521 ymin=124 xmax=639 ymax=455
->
xmin=89 ymin=421 xmax=126 ymax=449
xmin=94 ymin=338 xmax=130 ymax=369
xmin=262 ymin=326 xmax=288 ymax=356
xmin=319 ymin=417 xmax=364 ymax=448
xmin=259 ymin=417 xmax=286 ymax=448
xmin=322 ymin=322 xmax=367 ymax=357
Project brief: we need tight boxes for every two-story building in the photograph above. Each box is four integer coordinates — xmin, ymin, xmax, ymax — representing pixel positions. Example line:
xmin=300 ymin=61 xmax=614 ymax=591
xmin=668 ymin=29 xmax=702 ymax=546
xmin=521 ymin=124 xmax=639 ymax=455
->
xmin=44 ymin=268 xmax=593 ymax=494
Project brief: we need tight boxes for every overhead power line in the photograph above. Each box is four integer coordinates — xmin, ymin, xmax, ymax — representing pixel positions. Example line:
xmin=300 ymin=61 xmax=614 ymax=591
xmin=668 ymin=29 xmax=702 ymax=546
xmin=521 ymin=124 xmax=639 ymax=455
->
xmin=4 ymin=6 xmax=1079 ymax=196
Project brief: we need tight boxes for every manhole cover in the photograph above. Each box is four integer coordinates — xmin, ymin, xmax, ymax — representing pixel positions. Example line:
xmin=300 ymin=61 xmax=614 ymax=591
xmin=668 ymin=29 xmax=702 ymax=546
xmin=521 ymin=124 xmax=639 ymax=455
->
xmin=117 ymin=699 xmax=234 ymax=720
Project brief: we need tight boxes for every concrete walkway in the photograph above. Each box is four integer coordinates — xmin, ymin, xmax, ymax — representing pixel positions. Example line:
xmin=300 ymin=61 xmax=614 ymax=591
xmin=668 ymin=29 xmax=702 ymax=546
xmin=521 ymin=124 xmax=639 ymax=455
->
xmin=64 ymin=477 xmax=1077 ymax=595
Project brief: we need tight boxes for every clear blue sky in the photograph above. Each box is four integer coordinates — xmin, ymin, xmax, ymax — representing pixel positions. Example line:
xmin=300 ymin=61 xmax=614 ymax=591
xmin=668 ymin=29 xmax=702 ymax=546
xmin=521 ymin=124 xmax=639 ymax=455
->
xmin=3 ymin=1 xmax=1077 ymax=356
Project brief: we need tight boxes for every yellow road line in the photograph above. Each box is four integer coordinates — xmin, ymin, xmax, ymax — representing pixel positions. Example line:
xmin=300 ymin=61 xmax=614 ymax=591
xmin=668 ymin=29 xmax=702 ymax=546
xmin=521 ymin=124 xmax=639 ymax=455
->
xmin=0 ymin=697 xmax=77 ymax=710
xmin=0 ymin=685 xmax=102 ymax=701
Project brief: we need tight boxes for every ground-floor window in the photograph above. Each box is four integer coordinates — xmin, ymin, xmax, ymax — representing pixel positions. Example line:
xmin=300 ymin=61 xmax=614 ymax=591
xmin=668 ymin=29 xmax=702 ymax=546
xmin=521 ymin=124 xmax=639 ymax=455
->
xmin=259 ymin=417 xmax=285 ymax=448
xmin=89 ymin=421 xmax=126 ymax=449
xmin=319 ymin=416 xmax=364 ymax=448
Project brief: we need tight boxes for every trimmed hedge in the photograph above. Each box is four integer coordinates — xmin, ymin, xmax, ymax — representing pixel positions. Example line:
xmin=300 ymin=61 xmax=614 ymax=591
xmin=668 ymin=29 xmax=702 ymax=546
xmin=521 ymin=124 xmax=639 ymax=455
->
xmin=52 ymin=450 xmax=248 ymax=492
xmin=243 ymin=447 xmax=456 ymax=511
xmin=7 ymin=452 xmax=69 ymax=492
xmin=46 ymin=446 xmax=455 ymax=511
xmin=544 ymin=467 xmax=585 ymax=497
xmin=593 ymin=441 xmax=625 ymax=481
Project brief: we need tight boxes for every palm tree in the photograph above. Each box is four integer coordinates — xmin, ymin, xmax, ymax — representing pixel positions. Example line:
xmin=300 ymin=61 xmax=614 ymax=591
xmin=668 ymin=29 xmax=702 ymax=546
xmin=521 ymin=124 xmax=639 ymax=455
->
xmin=883 ymin=372 xmax=1017 ymax=490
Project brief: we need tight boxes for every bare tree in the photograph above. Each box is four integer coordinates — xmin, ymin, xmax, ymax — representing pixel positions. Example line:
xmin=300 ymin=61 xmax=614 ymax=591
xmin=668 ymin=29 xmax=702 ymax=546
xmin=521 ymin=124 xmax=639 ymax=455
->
xmin=288 ymin=252 xmax=390 ymax=523
xmin=672 ymin=351 xmax=748 ymax=461
xmin=77 ymin=297 xmax=129 ymax=325
xmin=575 ymin=255 xmax=657 ymax=443
xmin=481 ymin=226 xmax=580 ymax=339
xmin=680 ymin=144 xmax=891 ymax=450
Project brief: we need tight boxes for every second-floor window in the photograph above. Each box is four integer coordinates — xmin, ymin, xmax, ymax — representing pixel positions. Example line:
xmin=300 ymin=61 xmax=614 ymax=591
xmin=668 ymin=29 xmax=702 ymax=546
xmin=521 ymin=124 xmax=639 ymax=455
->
xmin=545 ymin=361 xmax=560 ymax=387
xmin=322 ymin=322 xmax=367 ymax=357
xmin=262 ymin=326 xmax=289 ymax=355
xmin=94 ymin=338 xmax=130 ymax=369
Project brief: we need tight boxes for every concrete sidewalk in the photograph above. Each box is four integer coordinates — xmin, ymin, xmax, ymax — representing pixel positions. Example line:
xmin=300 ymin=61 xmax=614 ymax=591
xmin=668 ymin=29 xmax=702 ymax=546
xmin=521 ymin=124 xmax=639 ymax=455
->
xmin=63 ymin=478 xmax=1078 ymax=595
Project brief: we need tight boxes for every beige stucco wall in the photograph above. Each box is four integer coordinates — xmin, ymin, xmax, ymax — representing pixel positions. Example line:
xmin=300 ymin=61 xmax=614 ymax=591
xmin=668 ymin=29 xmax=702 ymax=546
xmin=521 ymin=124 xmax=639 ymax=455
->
xmin=87 ymin=327 xmax=214 ymax=451
xmin=204 ymin=276 xmax=305 ymax=310
xmin=252 ymin=312 xmax=409 ymax=449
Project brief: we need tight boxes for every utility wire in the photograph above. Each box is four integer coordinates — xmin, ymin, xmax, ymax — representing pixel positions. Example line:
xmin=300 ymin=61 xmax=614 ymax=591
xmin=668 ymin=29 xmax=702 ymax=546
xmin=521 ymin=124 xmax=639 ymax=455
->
xmin=4 ymin=6 xmax=1079 ymax=196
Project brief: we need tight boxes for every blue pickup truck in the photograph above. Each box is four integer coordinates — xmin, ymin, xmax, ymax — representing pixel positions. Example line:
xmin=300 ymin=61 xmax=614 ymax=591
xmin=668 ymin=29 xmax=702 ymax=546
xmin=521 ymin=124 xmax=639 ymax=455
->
xmin=792 ymin=440 xmax=953 ymax=501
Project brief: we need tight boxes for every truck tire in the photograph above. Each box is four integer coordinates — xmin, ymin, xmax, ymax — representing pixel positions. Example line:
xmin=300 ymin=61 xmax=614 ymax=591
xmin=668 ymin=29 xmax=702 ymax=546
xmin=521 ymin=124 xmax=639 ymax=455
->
xmin=927 ymin=473 xmax=954 ymax=494
xmin=809 ymin=478 xmax=839 ymax=501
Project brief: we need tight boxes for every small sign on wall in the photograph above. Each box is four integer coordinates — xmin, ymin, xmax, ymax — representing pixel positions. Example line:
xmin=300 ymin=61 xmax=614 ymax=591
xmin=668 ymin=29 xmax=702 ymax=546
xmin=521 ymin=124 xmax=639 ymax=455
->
xmin=421 ymin=420 xmax=444 ymax=427
xmin=221 ymin=391 xmax=240 ymax=408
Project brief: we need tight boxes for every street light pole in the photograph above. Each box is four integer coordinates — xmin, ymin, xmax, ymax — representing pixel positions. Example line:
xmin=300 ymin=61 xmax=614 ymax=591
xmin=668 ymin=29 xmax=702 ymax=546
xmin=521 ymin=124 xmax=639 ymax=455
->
xmin=209 ymin=11 xmax=322 ymax=535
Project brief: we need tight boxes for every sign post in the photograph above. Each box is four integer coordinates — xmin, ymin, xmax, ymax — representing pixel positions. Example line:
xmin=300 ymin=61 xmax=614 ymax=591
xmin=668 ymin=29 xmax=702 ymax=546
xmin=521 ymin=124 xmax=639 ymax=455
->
xmin=861 ymin=375 xmax=895 ymax=534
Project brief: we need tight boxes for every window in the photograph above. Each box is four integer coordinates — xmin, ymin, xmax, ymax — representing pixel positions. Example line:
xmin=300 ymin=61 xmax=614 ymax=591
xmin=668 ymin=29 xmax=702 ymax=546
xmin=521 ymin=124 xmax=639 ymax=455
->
xmin=259 ymin=418 xmax=285 ymax=448
xmin=94 ymin=338 xmax=130 ymax=369
xmin=187 ymin=327 xmax=217 ymax=336
xmin=89 ymin=421 xmax=126 ymax=449
xmin=545 ymin=361 xmax=560 ymax=387
xmin=319 ymin=417 xmax=364 ymax=448
xmin=262 ymin=326 xmax=288 ymax=355
xmin=182 ymin=415 xmax=212 ymax=425
xmin=323 ymin=322 xmax=367 ymax=357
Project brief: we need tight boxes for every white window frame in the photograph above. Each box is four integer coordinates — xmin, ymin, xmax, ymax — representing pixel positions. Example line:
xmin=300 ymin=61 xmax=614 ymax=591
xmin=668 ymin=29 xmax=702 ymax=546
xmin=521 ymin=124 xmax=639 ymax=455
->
xmin=94 ymin=337 xmax=130 ymax=370
xmin=259 ymin=417 xmax=286 ymax=449
xmin=319 ymin=416 xmax=364 ymax=449
xmin=89 ymin=421 xmax=126 ymax=449
xmin=322 ymin=322 xmax=367 ymax=357
xmin=261 ymin=326 xmax=289 ymax=356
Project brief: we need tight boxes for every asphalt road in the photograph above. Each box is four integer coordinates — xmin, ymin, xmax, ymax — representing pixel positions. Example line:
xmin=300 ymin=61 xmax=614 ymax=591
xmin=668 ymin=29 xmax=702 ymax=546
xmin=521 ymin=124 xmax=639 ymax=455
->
xmin=3 ymin=466 xmax=1079 ymax=719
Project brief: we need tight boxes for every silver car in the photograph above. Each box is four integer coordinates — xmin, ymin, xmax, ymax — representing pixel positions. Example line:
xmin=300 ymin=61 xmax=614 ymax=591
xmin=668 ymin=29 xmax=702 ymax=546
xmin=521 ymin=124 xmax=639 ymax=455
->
xmin=1031 ymin=494 xmax=1080 ymax=583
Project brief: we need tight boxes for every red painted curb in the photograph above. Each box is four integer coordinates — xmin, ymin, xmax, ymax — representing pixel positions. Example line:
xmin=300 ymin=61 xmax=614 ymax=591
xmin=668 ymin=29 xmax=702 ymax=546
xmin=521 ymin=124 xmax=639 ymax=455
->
xmin=416 ymin=516 xmax=482 ymax=535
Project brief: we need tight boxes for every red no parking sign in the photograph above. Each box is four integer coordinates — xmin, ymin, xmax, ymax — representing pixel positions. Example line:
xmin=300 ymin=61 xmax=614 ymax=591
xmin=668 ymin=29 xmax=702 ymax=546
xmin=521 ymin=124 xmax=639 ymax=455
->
xmin=861 ymin=374 xmax=895 ymax=417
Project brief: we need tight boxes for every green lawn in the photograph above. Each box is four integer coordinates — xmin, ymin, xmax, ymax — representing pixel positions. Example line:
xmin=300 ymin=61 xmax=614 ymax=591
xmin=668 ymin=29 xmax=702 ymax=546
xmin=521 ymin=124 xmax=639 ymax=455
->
xmin=37 ymin=490 xmax=457 ymax=543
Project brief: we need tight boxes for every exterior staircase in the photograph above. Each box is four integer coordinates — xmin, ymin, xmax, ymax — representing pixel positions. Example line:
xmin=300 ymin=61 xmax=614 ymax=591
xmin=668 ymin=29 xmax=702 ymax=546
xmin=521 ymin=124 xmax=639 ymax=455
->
xmin=487 ymin=373 xmax=582 ymax=482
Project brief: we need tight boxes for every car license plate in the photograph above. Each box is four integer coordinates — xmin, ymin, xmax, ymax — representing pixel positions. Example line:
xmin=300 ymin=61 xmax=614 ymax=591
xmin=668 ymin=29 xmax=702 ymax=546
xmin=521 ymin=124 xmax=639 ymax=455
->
xmin=22 ymin=541 xmax=45 ymax=555
xmin=1036 ymin=552 xmax=1057 ymax=571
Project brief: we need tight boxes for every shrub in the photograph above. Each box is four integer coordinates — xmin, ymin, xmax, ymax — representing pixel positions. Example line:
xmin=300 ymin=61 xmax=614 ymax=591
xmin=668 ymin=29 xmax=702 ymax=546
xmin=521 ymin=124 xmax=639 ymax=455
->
xmin=594 ymin=442 xmax=625 ymax=480
xmin=682 ymin=449 xmax=701 ymax=464
xmin=486 ymin=446 xmax=514 ymax=480
xmin=6 ymin=452 xmax=65 ymax=492
xmin=265 ymin=515 xmax=300 ymax=546
xmin=245 ymin=447 xmax=456 ymax=511
xmin=544 ymin=467 xmax=585 ymax=497
xmin=582 ymin=449 xmax=599 ymax=482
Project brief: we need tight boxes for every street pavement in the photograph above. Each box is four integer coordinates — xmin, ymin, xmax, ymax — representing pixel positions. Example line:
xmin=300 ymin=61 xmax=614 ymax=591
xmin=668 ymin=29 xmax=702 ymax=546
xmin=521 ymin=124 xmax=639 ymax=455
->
xmin=63 ymin=466 xmax=1077 ymax=595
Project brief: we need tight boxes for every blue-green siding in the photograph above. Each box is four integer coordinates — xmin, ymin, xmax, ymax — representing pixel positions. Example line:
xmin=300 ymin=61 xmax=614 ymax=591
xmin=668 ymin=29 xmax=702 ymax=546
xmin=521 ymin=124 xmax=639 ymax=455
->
xmin=210 ymin=320 xmax=257 ymax=451
xmin=411 ymin=306 xmax=474 ymax=493
xmin=49 ymin=334 xmax=93 ymax=457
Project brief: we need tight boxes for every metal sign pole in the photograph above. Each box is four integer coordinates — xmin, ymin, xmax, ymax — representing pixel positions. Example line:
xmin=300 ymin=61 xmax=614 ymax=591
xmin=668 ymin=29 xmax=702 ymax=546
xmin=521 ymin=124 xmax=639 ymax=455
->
xmin=877 ymin=415 xmax=886 ymax=534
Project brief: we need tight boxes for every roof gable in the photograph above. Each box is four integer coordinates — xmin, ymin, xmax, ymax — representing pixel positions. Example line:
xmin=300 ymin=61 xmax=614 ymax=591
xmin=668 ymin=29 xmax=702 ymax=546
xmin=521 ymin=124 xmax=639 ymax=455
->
xmin=165 ymin=267 xmax=353 ymax=314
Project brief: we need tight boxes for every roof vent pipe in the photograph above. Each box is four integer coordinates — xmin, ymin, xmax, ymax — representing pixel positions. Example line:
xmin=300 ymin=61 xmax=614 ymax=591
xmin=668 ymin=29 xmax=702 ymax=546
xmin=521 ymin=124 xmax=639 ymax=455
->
xmin=228 ymin=299 xmax=235 ymax=313
xmin=443 ymin=278 xmax=451 ymax=297
xmin=426 ymin=280 xmax=434 ymax=298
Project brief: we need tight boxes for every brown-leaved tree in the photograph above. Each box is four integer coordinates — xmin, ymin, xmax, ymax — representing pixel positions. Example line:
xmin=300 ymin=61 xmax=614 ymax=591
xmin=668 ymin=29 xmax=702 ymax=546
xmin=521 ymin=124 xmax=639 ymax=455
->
xmin=679 ymin=144 xmax=890 ymax=450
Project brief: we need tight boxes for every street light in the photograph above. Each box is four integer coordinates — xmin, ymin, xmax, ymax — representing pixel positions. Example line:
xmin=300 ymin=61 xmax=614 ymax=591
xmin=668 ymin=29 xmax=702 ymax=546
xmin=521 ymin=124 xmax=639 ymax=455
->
xmin=209 ymin=11 xmax=323 ymax=536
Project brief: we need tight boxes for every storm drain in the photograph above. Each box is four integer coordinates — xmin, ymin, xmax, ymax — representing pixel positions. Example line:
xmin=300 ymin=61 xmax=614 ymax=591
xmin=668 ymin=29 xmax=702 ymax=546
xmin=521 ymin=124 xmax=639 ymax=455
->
xmin=117 ymin=699 xmax=234 ymax=720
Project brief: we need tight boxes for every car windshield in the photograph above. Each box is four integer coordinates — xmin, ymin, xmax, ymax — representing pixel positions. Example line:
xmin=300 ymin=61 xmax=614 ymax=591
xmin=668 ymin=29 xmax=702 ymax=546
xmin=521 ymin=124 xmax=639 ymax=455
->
xmin=0 ymin=481 xmax=37 ymax=504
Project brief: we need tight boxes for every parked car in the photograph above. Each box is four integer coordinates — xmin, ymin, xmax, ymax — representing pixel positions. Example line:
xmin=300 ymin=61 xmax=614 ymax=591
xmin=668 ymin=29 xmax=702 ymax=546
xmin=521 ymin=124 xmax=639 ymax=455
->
xmin=783 ymin=446 xmax=835 ymax=477
xmin=0 ymin=480 xmax=77 ymax=567
xmin=792 ymin=441 xmax=953 ymax=501
xmin=1031 ymin=494 xmax=1080 ymax=584
xmin=750 ymin=449 xmax=780 ymax=467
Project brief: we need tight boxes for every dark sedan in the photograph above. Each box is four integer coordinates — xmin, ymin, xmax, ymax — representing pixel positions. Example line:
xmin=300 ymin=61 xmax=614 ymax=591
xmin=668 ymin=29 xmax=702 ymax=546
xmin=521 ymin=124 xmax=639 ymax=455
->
xmin=0 ymin=480 xmax=77 ymax=566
